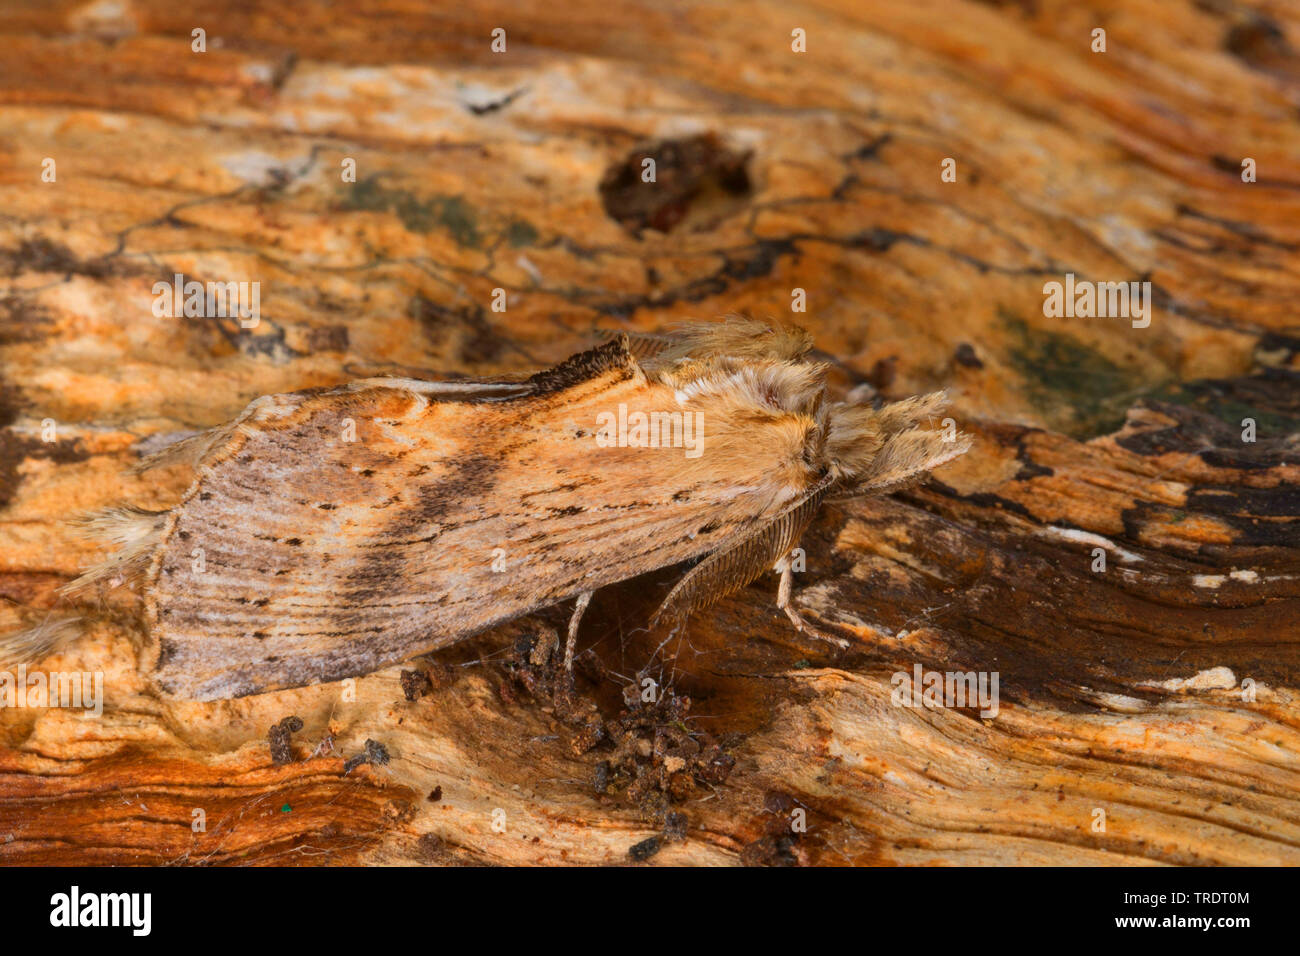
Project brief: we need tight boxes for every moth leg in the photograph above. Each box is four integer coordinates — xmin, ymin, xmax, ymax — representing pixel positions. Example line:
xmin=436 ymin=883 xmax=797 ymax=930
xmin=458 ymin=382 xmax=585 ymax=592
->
xmin=563 ymin=591 xmax=594 ymax=672
xmin=776 ymin=556 xmax=850 ymax=649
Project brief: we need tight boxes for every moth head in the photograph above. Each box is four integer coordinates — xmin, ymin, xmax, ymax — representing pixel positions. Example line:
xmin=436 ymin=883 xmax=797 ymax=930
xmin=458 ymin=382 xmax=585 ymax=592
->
xmin=823 ymin=391 xmax=971 ymax=495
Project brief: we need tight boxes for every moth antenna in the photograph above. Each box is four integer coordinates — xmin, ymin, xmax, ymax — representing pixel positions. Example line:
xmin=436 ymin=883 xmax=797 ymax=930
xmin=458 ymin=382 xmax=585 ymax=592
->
xmin=0 ymin=616 xmax=86 ymax=670
xmin=60 ymin=506 xmax=169 ymax=596
xmin=591 ymin=327 xmax=677 ymax=360
xmin=650 ymin=476 xmax=833 ymax=630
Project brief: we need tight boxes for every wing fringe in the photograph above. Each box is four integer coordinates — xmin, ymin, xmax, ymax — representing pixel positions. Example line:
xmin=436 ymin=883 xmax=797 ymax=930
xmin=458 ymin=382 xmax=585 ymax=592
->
xmin=0 ymin=616 xmax=86 ymax=669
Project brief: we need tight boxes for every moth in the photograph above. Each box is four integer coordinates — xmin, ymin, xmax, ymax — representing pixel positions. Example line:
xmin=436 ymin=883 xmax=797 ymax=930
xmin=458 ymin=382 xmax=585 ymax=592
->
xmin=28 ymin=319 xmax=970 ymax=701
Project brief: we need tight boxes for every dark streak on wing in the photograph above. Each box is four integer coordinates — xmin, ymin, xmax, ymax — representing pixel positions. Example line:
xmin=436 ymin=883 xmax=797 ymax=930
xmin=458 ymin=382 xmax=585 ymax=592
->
xmin=331 ymin=340 xmax=644 ymax=619
xmin=331 ymin=338 xmax=640 ymax=617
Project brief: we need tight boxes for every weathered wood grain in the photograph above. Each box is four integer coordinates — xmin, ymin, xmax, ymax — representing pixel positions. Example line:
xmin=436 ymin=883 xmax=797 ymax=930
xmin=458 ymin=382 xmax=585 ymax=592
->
xmin=0 ymin=0 xmax=1297 ymax=865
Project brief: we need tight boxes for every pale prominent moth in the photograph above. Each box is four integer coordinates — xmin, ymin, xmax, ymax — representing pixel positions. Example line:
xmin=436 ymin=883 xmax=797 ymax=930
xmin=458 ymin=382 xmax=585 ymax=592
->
xmin=18 ymin=319 xmax=970 ymax=700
